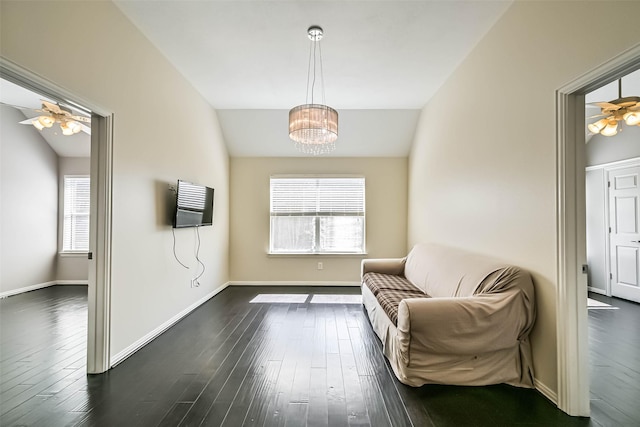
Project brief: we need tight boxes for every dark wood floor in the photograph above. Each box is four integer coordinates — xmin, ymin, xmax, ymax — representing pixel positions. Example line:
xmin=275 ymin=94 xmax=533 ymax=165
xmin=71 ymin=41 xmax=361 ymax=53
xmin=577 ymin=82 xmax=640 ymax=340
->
xmin=587 ymin=293 xmax=640 ymax=426
xmin=1 ymin=285 xmax=638 ymax=426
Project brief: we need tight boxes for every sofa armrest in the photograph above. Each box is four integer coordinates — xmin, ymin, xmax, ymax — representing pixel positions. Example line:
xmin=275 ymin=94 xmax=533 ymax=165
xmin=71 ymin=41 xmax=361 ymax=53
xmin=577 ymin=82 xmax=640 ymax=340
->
xmin=396 ymin=290 xmax=531 ymax=360
xmin=361 ymin=258 xmax=406 ymax=279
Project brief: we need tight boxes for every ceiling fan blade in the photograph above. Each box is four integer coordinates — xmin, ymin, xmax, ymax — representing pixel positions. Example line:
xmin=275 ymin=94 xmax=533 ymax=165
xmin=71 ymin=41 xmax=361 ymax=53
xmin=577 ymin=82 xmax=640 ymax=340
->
xmin=41 ymin=100 xmax=64 ymax=114
xmin=18 ymin=117 xmax=36 ymax=124
xmin=587 ymin=113 xmax=608 ymax=119
xmin=70 ymin=115 xmax=91 ymax=123
xmin=617 ymin=101 xmax=638 ymax=108
xmin=80 ymin=123 xmax=91 ymax=135
xmin=595 ymin=102 xmax=621 ymax=110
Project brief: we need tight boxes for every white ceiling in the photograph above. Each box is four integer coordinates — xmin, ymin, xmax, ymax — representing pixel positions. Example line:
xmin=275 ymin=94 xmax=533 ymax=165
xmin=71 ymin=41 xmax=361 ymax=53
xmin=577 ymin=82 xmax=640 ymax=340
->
xmin=115 ymin=0 xmax=513 ymax=157
xmin=115 ymin=0 xmax=513 ymax=110
xmin=0 ymin=78 xmax=90 ymax=157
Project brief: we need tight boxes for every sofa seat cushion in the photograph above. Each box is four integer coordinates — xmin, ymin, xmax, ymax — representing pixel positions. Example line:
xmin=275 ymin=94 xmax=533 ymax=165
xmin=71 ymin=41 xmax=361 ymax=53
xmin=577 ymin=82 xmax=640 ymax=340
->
xmin=363 ymin=272 xmax=429 ymax=325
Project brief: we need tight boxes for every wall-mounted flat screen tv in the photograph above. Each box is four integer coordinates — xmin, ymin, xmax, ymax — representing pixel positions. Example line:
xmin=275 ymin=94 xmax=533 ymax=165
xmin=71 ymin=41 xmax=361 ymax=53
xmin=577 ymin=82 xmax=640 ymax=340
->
xmin=173 ymin=180 xmax=214 ymax=228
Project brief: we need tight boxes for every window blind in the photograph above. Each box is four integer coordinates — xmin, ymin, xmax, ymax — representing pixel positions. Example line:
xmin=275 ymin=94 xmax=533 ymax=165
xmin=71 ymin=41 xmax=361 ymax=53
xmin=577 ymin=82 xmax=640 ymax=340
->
xmin=63 ymin=176 xmax=90 ymax=252
xmin=270 ymin=177 xmax=365 ymax=216
xmin=270 ymin=177 xmax=365 ymax=254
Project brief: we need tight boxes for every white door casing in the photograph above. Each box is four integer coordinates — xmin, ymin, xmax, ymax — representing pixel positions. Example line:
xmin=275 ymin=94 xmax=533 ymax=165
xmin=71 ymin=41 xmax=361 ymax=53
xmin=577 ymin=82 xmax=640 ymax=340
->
xmin=556 ymin=43 xmax=640 ymax=417
xmin=608 ymin=166 xmax=640 ymax=303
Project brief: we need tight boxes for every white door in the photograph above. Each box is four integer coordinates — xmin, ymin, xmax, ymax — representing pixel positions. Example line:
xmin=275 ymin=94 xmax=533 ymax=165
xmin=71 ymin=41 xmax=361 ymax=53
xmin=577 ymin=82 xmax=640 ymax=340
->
xmin=609 ymin=166 xmax=640 ymax=303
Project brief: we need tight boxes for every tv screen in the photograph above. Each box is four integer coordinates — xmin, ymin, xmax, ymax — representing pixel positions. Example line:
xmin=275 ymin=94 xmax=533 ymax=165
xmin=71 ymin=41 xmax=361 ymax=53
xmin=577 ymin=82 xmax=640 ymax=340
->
xmin=173 ymin=180 xmax=214 ymax=228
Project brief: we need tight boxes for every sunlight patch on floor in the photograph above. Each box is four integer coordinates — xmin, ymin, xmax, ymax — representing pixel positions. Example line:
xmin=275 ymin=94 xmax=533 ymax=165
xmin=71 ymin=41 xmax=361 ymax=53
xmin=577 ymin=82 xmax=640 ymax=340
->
xmin=250 ymin=294 xmax=309 ymax=303
xmin=310 ymin=294 xmax=362 ymax=304
xmin=587 ymin=298 xmax=618 ymax=310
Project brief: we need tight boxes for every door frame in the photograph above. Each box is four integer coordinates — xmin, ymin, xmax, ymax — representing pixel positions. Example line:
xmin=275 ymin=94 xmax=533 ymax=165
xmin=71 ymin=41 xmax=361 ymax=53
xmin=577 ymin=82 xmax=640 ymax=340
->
xmin=586 ymin=157 xmax=640 ymax=297
xmin=606 ymin=161 xmax=640 ymax=302
xmin=556 ymin=43 xmax=640 ymax=416
xmin=0 ymin=57 xmax=114 ymax=374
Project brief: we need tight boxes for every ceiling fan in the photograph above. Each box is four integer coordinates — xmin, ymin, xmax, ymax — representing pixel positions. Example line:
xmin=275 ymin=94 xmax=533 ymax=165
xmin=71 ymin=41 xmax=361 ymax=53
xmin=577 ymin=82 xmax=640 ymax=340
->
xmin=587 ymin=79 xmax=640 ymax=137
xmin=2 ymin=100 xmax=91 ymax=136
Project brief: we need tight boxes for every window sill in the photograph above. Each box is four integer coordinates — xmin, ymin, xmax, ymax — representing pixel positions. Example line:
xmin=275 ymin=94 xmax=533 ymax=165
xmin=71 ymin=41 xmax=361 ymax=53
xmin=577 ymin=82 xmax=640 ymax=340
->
xmin=268 ymin=252 xmax=368 ymax=258
xmin=59 ymin=252 xmax=88 ymax=258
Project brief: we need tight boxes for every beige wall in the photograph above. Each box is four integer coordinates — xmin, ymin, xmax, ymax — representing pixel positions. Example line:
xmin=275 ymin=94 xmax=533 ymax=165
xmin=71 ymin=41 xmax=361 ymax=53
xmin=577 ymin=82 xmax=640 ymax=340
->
xmin=56 ymin=157 xmax=91 ymax=283
xmin=0 ymin=105 xmax=58 ymax=294
xmin=1 ymin=1 xmax=229 ymax=359
xmin=230 ymin=157 xmax=407 ymax=282
xmin=408 ymin=1 xmax=640 ymax=395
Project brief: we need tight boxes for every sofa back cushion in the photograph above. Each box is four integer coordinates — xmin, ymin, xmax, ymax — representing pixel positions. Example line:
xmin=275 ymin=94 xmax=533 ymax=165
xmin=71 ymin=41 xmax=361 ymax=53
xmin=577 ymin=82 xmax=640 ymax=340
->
xmin=404 ymin=243 xmax=507 ymax=298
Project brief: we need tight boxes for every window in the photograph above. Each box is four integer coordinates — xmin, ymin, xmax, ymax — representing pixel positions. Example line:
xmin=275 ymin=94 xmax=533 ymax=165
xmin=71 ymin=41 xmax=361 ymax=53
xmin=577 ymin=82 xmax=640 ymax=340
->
xmin=270 ymin=176 xmax=365 ymax=254
xmin=62 ymin=176 xmax=90 ymax=252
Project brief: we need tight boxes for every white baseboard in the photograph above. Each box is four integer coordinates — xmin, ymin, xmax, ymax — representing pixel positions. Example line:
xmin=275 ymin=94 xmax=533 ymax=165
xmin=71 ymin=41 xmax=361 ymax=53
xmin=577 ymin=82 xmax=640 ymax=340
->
xmin=0 ymin=280 xmax=89 ymax=298
xmin=535 ymin=378 xmax=558 ymax=405
xmin=230 ymin=281 xmax=361 ymax=287
xmin=0 ymin=281 xmax=57 ymax=298
xmin=587 ymin=287 xmax=607 ymax=296
xmin=110 ymin=281 xmax=230 ymax=368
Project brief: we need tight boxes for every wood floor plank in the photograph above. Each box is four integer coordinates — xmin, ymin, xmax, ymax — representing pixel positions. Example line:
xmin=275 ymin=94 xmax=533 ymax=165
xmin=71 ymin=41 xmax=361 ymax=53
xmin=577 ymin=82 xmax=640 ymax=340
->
xmin=180 ymin=305 xmax=269 ymax=425
xmin=204 ymin=306 xmax=280 ymax=426
xmin=263 ymin=304 xmax=306 ymax=427
xmin=157 ymin=402 xmax=193 ymax=427
xmin=175 ymin=305 xmax=263 ymax=403
xmin=587 ymin=293 xmax=640 ymax=425
xmin=338 ymin=319 xmax=370 ymax=427
xmin=2 ymin=286 xmax=637 ymax=427
xmin=307 ymin=367 xmax=329 ymax=427
xmin=326 ymin=352 xmax=349 ymax=427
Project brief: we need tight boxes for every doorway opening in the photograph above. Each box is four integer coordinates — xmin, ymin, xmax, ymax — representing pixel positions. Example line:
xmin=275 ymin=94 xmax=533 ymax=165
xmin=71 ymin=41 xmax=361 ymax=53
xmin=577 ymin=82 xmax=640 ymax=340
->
xmin=0 ymin=59 xmax=113 ymax=375
xmin=585 ymin=69 xmax=640 ymax=303
xmin=556 ymin=45 xmax=640 ymax=417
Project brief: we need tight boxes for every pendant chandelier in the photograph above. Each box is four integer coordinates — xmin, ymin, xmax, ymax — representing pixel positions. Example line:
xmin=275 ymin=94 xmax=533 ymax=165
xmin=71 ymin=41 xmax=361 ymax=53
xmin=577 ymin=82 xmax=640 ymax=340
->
xmin=587 ymin=79 xmax=640 ymax=137
xmin=289 ymin=26 xmax=338 ymax=155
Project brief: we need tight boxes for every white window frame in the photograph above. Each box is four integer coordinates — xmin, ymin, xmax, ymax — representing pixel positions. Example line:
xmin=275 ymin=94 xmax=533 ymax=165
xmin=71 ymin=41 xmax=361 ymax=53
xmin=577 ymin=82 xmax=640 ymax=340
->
xmin=62 ymin=175 xmax=90 ymax=253
xmin=269 ymin=175 xmax=366 ymax=255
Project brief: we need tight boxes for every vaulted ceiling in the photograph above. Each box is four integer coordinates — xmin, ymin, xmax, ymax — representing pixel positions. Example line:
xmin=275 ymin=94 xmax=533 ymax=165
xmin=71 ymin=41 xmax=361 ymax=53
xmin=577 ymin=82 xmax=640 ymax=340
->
xmin=114 ymin=0 xmax=513 ymax=157
xmin=5 ymin=2 xmax=637 ymax=158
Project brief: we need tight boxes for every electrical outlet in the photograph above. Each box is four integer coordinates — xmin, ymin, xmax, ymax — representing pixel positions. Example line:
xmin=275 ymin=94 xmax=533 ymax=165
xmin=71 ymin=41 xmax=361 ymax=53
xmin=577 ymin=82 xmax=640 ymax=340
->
xmin=317 ymin=262 xmax=323 ymax=270
xmin=191 ymin=279 xmax=197 ymax=288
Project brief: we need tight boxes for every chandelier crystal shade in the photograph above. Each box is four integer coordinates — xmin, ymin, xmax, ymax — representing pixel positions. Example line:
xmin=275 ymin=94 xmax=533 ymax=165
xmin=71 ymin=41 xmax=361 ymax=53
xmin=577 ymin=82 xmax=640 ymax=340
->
xmin=289 ymin=26 xmax=339 ymax=155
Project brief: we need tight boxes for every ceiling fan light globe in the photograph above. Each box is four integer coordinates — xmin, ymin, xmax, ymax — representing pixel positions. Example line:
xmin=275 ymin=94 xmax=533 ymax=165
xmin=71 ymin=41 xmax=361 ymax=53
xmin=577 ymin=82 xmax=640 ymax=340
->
xmin=38 ymin=115 xmax=54 ymax=128
xmin=623 ymin=111 xmax=640 ymax=126
xmin=69 ymin=121 xmax=82 ymax=134
xmin=601 ymin=121 xmax=619 ymax=137
xmin=588 ymin=118 xmax=607 ymax=134
xmin=59 ymin=121 xmax=74 ymax=136
xmin=31 ymin=119 xmax=45 ymax=131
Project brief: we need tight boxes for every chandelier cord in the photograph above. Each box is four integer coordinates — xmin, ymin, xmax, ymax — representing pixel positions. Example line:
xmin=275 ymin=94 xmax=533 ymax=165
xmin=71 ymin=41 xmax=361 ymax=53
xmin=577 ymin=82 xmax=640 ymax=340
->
xmin=310 ymin=39 xmax=318 ymax=105
xmin=319 ymin=41 xmax=326 ymax=106
xmin=305 ymin=38 xmax=312 ymax=105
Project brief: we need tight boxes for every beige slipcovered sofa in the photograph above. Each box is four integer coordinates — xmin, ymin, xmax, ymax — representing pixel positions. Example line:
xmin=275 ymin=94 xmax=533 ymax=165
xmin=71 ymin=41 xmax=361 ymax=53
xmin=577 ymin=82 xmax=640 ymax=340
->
xmin=361 ymin=243 xmax=536 ymax=388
